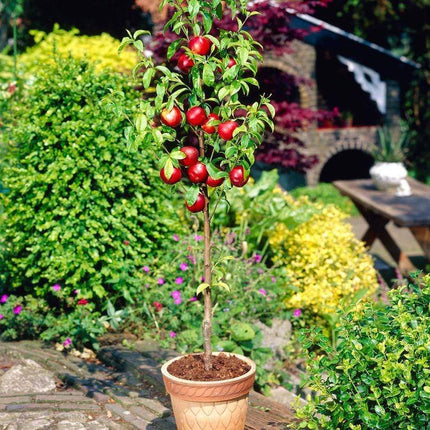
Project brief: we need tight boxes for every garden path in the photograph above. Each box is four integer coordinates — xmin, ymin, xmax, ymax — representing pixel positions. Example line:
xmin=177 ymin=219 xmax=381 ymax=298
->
xmin=0 ymin=340 xmax=298 ymax=429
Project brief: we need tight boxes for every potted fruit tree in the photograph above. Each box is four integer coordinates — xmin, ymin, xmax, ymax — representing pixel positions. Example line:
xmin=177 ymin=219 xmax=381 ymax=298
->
xmin=120 ymin=0 xmax=274 ymax=428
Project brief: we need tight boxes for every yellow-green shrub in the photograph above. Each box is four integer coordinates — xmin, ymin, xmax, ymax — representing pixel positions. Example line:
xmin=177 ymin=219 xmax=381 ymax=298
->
xmin=269 ymin=203 xmax=377 ymax=315
xmin=18 ymin=25 xmax=137 ymax=74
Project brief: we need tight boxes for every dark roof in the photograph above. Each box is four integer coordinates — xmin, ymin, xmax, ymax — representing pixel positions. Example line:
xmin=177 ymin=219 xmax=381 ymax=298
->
xmin=287 ymin=10 xmax=420 ymax=81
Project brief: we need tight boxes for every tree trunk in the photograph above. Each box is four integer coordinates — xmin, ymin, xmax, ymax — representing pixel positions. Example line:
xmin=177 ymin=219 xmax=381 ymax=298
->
xmin=198 ymin=132 xmax=213 ymax=371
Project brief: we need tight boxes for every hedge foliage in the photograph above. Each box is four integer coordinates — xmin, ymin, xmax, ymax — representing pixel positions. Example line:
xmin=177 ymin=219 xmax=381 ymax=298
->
xmin=297 ymin=274 xmax=430 ymax=429
xmin=0 ymin=57 xmax=182 ymax=301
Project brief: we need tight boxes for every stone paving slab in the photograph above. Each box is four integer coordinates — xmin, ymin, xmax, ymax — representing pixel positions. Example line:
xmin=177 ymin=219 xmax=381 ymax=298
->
xmin=0 ymin=342 xmax=174 ymax=429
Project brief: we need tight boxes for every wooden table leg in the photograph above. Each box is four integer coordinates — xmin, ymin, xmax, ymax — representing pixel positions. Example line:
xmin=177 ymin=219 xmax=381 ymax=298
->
xmin=409 ymin=226 xmax=430 ymax=262
xmin=354 ymin=203 xmax=417 ymax=275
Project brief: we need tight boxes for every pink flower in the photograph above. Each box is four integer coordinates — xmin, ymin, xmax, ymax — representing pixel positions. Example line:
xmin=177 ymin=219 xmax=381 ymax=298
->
xmin=175 ymin=277 xmax=184 ymax=285
xmin=0 ymin=314 xmax=4 ymax=320
xmin=257 ymin=268 xmax=264 ymax=274
xmin=0 ymin=295 xmax=8 ymax=304
xmin=200 ymin=276 xmax=205 ymax=282
xmin=52 ymin=284 xmax=61 ymax=292
xmin=171 ymin=290 xmax=181 ymax=298
xmin=189 ymin=297 xmax=198 ymax=302
xmin=13 ymin=305 xmax=22 ymax=315
xmin=179 ymin=263 xmax=189 ymax=271
xmin=63 ymin=337 xmax=72 ymax=347
xmin=271 ymin=276 xmax=276 ymax=283
xmin=157 ymin=278 xmax=165 ymax=285
xmin=169 ymin=331 xmax=176 ymax=338
xmin=258 ymin=288 xmax=267 ymax=296
xmin=254 ymin=254 xmax=262 ymax=263
xmin=194 ymin=234 xmax=203 ymax=242
xmin=293 ymin=309 xmax=302 ymax=318
xmin=73 ymin=290 xmax=79 ymax=295
xmin=77 ymin=299 xmax=88 ymax=305
xmin=142 ymin=266 xmax=150 ymax=273
xmin=171 ymin=290 xmax=182 ymax=305
xmin=187 ymin=255 xmax=196 ymax=264
xmin=173 ymin=234 xmax=179 ymax=241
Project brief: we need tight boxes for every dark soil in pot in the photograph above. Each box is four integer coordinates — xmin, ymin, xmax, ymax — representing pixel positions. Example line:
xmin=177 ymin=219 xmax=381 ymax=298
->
xmin=167 ymin=353 xmax=251 ymax=381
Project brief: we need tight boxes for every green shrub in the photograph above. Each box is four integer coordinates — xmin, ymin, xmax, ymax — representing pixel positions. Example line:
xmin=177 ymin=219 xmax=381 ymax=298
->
xmin=290 ymin=183 xmax=358 ymax=217
xmin=0 ymin=57 xmax=182 ymax=302
xmin=296 ymin=273 xmax=430 ymax=429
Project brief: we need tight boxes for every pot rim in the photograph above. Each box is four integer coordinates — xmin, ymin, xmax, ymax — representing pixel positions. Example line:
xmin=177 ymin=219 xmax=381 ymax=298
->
xmin=161 ymin=351 xmax=256 ymax=386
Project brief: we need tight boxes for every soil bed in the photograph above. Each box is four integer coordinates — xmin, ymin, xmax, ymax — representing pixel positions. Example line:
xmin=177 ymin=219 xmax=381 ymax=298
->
xmin=167 ymin=353 xmax=251 ymax=381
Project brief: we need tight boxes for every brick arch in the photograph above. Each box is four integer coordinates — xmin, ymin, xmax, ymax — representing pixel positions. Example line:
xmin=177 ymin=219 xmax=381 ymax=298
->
xmin=260 ymin=57 xmax=313 ymax=109
xmin=306 ymin=128 xmax=378 ymax=185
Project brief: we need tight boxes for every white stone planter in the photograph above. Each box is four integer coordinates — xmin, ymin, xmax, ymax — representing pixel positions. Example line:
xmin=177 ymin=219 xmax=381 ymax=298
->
xmin=369 ymin=162 xmax=410 ymax=195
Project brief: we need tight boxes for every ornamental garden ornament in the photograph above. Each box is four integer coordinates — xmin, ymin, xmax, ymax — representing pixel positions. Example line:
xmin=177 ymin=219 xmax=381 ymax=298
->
xmin=120 ymin=0 xmax=274 ymax=427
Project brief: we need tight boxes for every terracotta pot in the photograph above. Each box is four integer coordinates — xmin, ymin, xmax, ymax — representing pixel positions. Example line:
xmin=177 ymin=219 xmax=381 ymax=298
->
xmin=161 ymin=352 xmax=256 ymax=430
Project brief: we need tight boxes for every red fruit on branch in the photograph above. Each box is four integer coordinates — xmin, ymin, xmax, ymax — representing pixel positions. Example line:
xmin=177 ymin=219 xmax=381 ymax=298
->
xmin=177 ymin=54 xmax=194 ymax=74
xmin=218 ymin=120 xmax=238 ymax=140
xmin=201 ymin=113 xmax=220 ymax=134
xmin=206 ymin=175 xmax=225 ymax=187
xmin=160 ymin=106 xmax=182 ymax=128
xmin=185 ymin=193 xmax=205 ymax=213
xmin=188 ymin=162 xmax=208 ymax=183
xmin=188 ymin=36 xmax=211 ymax=55
xmin=186 ymin=106 xmax=207 ymax=126
xmin=229 ymin=166 xmax=249 ymax=187
xmin=160 ymin=166 xmax=182 ymax=184
xmin=227 ymin=58 xmax=237 ymax=68
xmin=179 ymin=146 xmax=199 ymax=166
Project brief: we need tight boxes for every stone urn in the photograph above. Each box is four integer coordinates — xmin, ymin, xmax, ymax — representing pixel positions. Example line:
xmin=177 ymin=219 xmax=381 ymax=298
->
xmin=369 ymin=162 xmax=409 ymax=194
xmin=161 ymin=353 xmax=256 ymax=430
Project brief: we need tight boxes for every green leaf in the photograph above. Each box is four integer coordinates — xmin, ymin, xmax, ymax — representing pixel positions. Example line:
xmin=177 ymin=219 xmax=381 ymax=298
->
xmin=163 ymin=158 xmax=174 ymax=180
xmin=186 ymin=185 xmax=200 ymax=205
xmin=196 ymin=283 xmax=210 ymax=295
xmin=203 ymin=63 xmax=215 ymax=86
xmin=218 ymin=87 xmax=230 ymax=101
xmin=216 ymin=281 xmax=230 ymax=292
xmin=237 ymin=47 xmax=249 ymax=64
xmin=135 ymin=114 xmax=148 ymax=133
xmin=142 ymin=68 xmax=155 ymax=89
xmin=231 ymin=322 xmax=255 ymax=342
xmin=167 ymin=39 xmax=183 ymax=60
xmin=201 ymin=11 xmax=213 ymax=34
xmin=170 ymin=150 xmax=186 ymax=160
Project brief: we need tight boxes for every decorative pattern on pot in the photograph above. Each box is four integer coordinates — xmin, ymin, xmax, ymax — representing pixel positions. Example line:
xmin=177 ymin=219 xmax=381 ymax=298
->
xmin=171 ymin=395 xmax=249 ymax=430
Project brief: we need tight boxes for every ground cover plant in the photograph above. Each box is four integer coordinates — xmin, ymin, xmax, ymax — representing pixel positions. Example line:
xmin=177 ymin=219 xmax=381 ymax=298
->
xmin=296 ymin=273 xmax=430 ymax=429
